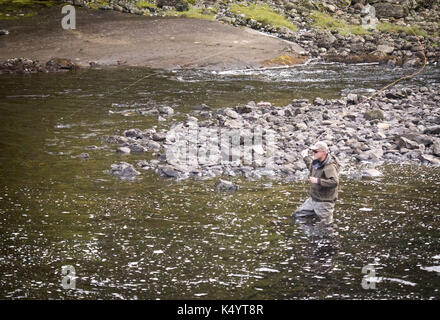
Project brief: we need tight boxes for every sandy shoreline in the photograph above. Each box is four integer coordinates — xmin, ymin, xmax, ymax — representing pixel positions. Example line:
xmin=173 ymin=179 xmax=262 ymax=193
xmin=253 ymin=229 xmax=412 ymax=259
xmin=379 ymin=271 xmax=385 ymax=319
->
xmin=0 ymin=5 xmax=306 ymax=71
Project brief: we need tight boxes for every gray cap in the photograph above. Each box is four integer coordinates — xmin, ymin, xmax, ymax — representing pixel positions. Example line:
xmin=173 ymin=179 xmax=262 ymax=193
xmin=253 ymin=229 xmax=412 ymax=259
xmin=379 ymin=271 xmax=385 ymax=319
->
xmin=310 ymin=141 xmax=329 ymax=152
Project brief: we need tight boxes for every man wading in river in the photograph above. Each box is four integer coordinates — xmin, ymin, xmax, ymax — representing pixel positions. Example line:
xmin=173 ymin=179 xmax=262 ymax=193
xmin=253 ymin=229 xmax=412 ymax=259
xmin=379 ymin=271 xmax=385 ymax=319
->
xmin=293 ymin=141 xmax=339 ymax=224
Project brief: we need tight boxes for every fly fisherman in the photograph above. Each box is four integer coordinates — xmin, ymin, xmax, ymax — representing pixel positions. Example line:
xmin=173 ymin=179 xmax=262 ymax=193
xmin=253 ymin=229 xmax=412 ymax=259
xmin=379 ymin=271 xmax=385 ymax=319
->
xmin=293 ymin=141 xmax=339 ymax=224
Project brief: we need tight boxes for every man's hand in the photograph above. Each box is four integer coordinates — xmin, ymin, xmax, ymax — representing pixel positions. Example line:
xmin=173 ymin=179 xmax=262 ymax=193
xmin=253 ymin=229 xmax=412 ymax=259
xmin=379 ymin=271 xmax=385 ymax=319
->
xmin=300 ymin=149 xmax=308 ymax=158
xmin=309 ymin=177 xmax=318 ymax=184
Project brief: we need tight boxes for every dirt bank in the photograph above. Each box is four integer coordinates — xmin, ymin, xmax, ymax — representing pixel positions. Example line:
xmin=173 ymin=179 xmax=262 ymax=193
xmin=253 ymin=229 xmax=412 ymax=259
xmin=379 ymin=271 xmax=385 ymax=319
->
xmin=0 ymin=5 xmax=306 ymax=71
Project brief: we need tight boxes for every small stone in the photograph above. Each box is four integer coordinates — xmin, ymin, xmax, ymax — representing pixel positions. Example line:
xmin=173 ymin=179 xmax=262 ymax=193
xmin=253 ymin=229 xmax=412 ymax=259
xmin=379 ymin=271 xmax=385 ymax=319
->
xmin=109 ymin=162 xmax=141 ymax=179
xmin=361 ymin=168 xmax=383 ymax=177
xmin=223 ymin=119 xmax=243 ymax=129
xmin=129 ymin=144 xmax=147 ymax=153
xmin=224 ymin=108 xmax=240 ymax=119
xmin=347 ymin=93 xmax=358 ymax=105
xmin=117 ymin=147 xmax=131 ymax=154
xmin=423 ymin=125 xmax=440 ymax=135
xmin=257 ymin=101 xmax=272 ymax=108
xmin=147 ymin=140 xmax=161 ymax=150
xmin=420 ymin=154 xmax=440 ymax=165
xmin=215 ymin=179 xmax=238 ymax=192
xmin=364 ymin=110 xmax=384 ymax=121
xmin=397 ymin=137 xmax=420 ymax=150
xmin=159 ymin=106 xmax=174 ymax=115
xmin=296 ymin=122 xmax=308 ymax=130
xmin=159 ymin=165 xmax=183 ymax=178
xmin=313 ymin=97 xmax=325 ymax=106
xmin=377 ymin=122 xmax=390 ymax=130
xmin=152 ymin=132 xmax=166 ymax=141
xmin=377 ymin=45 xmax=394 ymax=54
xmin=136 ymin=160 xmax=149 ymax=168
xmin=235 ymin=104 xmax=254 ymax=114
xmin=432 ymin=140 xmax=440 ymax=157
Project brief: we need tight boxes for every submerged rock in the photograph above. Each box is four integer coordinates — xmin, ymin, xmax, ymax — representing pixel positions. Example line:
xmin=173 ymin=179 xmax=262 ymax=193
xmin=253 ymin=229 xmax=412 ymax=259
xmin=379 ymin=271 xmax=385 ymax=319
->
xmin=215 ymin=179 xmax=238 ymax=192
xmin=117 ymin=146 xmax=131 ymax=154
xmin=108 ymin=162 xmax=141 ymax=179
xmin=159 ymin=106 xmax=174 ymax=115
xmin=361 ymin=168 xmax=383 ymax=178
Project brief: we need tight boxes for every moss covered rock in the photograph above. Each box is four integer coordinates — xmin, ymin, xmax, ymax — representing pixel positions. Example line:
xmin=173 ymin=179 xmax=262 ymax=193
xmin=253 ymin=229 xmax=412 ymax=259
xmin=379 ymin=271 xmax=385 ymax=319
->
xmin=364 ymin=109 xmax=384 ymax=121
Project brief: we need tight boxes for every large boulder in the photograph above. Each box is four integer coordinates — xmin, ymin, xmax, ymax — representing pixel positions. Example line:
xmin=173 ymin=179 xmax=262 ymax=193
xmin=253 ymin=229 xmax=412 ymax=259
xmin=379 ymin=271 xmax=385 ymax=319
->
xmin=374 ymin=3 xmax=407 ymax=19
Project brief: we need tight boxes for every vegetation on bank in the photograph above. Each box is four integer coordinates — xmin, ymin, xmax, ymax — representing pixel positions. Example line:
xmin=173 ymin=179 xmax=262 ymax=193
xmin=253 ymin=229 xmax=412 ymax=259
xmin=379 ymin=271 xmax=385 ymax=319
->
xmin=165 ymin=6 xmax=216 ymax=20
xmin=0 ymin=0 xmax=54 ymax=20
xmin=377 ymin=22 xmax=428 ymax=38
xmin=88 ymin=0 xmax=109 ymax=10
xmin=136 ymin=0 xmax=156 ymax=10
xmin=1 ymin=0 xmax=436 ymax=43
xmin=310 ymin=10 xmax=371 ymax=36
xmin=310 ymin=9 xmax=431 ymax=39
xmin=230 ymin=3 xmax=298 ymax=32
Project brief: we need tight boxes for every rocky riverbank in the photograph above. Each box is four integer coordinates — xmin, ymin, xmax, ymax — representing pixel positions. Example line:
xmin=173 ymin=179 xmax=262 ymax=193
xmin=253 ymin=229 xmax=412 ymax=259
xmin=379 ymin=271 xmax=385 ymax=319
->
xmin=2 ymin=0 xmax=439 ymax=73
xmin=0 ymin=3 xmax=306 ymax=72
xmin=0 ymin=57 xmax=80 ymax=74
xmin=62 ymin=0 xmax=440 ymax=67
xmin=102 ymin=83 xmax=440 ymax=181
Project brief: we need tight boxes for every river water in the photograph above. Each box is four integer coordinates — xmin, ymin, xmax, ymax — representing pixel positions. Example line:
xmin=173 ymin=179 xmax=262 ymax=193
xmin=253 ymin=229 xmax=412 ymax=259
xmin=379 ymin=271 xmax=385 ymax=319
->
xmin=0 ymin=63 xmax=439 ymax=299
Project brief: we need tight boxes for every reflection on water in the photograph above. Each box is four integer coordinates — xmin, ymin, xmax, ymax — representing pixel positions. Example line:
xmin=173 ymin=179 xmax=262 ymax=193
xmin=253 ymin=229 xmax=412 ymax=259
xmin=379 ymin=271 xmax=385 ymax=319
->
xmin=0 ymin=64 xmax=440 ymax=299
xmin=294 ymin=215 xmax=340 ymax=275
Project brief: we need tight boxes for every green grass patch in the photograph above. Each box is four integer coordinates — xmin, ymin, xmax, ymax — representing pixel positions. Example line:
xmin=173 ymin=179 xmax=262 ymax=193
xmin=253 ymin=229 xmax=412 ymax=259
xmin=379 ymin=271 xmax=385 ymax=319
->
xmin=0 ymin=0 xmax=54 ymax=6
xmin=0 ymin=0 xmax=53 ymax=20
xmin=88 ymin=0 xmax=110 ymax=10
xmin=377 ymin=22 xmax=428 ymax=38
xmin=136 ymin=0 xmax=157 ymax=10
xmin=230 ymin=3 xmax=298 ymax=32
xmin=310 ymin=10 xmax=345 ymax=29
xmin=310 ymin=10 xmax=371 ymax=36
xmin=166 ymin=6 xmax=216 ymax=20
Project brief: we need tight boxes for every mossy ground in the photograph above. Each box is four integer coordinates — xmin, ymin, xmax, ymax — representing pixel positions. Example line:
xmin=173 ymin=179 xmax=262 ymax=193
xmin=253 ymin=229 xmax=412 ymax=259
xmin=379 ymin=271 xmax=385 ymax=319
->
xmin=377 ymin=22 xmax=429 ymax=38
xmin=88 ymin=0 xmax=110 ymax=10
xmin=0 ymin=0 xmax=54 ymax=20
xmin=136 ymin=0 xmax=156 ymax=10
xmin=165 ymin=6 xmax=216 ymax=20
xmin=230 ymin=3 xmax=298 ymax=32
xmin=310 ymin=9 xmax=432 ymax=40
xmin=310 ymin=10 xmax=371 ymax=36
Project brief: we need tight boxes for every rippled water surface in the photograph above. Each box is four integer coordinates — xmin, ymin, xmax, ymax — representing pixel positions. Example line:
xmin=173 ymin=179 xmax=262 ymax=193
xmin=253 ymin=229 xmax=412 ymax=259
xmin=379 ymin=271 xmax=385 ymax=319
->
xmin=1 ymin=64 xmax=439 ymax=299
